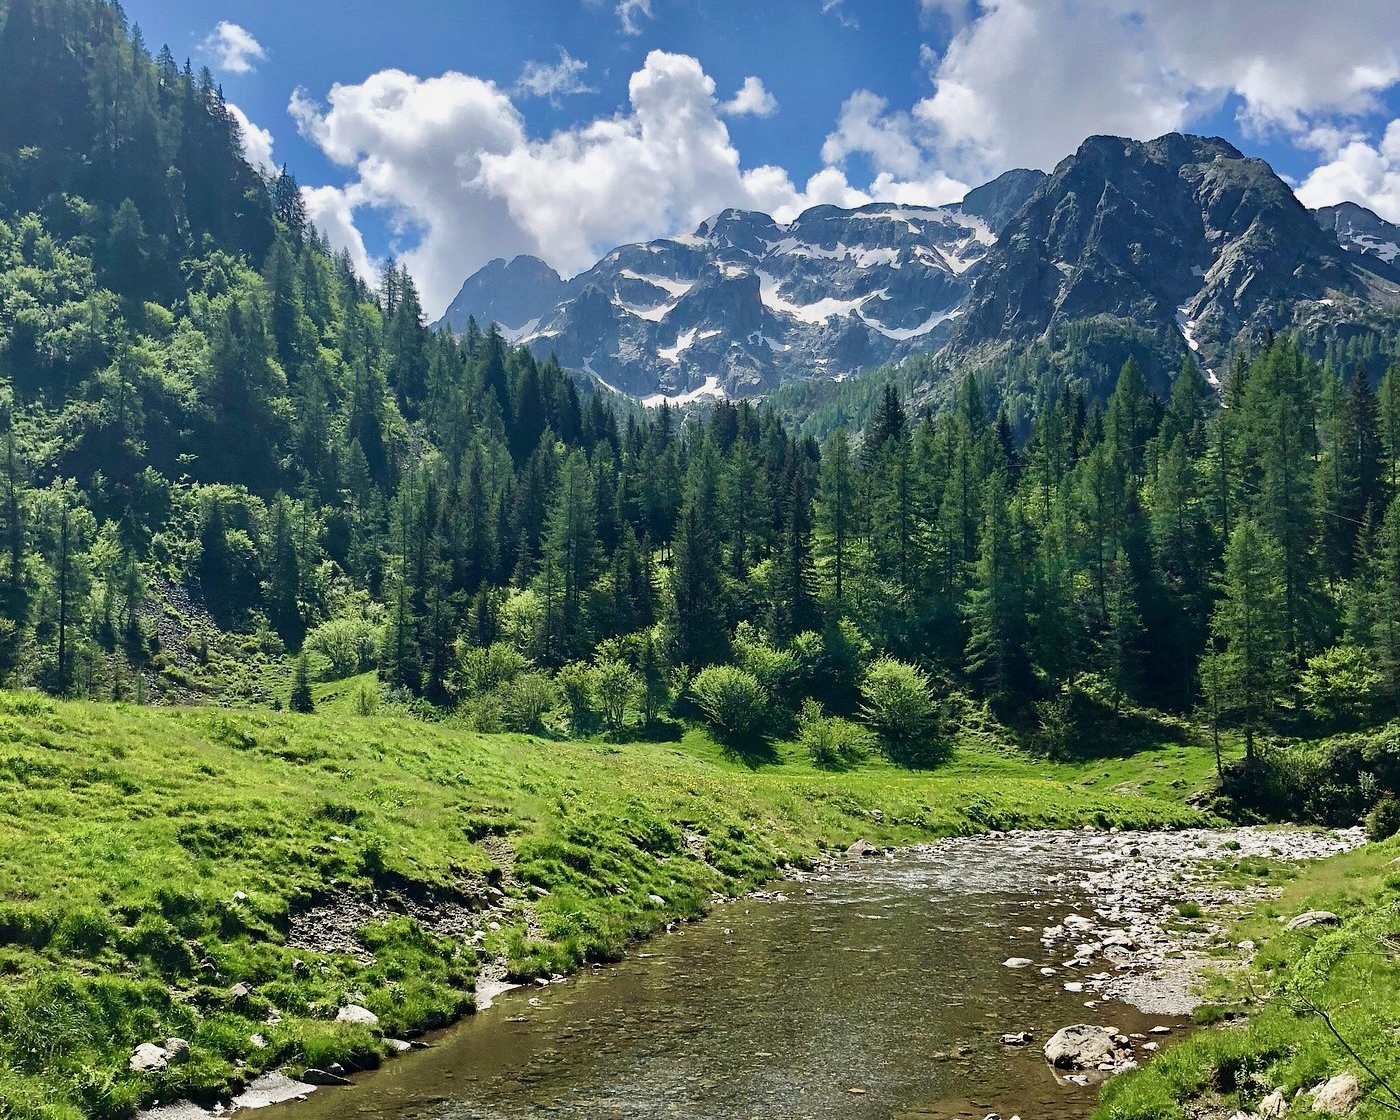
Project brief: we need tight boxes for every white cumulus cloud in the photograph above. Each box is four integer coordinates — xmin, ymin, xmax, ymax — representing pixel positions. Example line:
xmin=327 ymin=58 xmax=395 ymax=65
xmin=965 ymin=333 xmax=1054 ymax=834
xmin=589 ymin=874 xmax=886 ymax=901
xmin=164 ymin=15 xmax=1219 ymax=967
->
xmin=301 ymin=184 xmax=377 ymax=281
xmin=837 ymin=0 xmax=1400 ymax=186
xmin=227 ymin=103 xmax=274 ymax=173
xmin=719 ymin=77 xmax=779 ymax=119
xmin=292 ymin=51 xmax=967 ymax=316
xmin=199 ymin=21 xmax=266 ymax=75
xmin=517 ymin=49 xmax=594 ymax=103
xmin=1296 ymin=121 xmax=1400 ymax=222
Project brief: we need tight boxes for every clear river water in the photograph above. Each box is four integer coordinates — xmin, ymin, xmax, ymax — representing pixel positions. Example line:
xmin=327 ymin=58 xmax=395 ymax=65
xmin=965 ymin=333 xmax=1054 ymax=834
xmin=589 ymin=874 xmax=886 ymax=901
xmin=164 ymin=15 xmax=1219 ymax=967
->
xmin=270 ymin=837 xmax=1188 ymax=1120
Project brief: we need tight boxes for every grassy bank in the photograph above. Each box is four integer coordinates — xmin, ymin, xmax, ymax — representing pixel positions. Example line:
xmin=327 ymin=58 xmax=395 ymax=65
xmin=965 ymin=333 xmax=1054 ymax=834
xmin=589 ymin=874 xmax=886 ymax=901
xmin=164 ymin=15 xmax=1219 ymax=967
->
xmin=0 ymin=686 xmax=1219 ymax=1120
xmin=1095 ymin=834 xmax=1400 ymax=1120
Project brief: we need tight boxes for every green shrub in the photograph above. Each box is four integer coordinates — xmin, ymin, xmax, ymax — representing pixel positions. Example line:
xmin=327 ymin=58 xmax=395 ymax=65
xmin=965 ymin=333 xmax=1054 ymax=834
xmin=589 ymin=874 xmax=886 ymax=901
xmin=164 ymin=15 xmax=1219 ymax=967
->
xmin=1298 ymin=645 xmax=1380 ymax=723
xmin=305 ymin=616 xmax=380 ymax=679
xmin=690 ymin=666 xmax=766 ymax=747
xmin=797 ymin=699 xmax=871 ymax=768
xmin=1366 ymin=793 xmax=1400 ymax=841
xmin=860 ymin=657 xmax=946 ymax=766
xmin=458 ymin=642 xmax=530 ymax=697
xmin=732 ymin=624 xmax=799 ymax=708
xmin=556 ymin=661 xmax=595 ymax=733
xmin=593 ymin=658 xmax=637 ymax=733
xmin=500 ymin=672 xmax=557 ymax=734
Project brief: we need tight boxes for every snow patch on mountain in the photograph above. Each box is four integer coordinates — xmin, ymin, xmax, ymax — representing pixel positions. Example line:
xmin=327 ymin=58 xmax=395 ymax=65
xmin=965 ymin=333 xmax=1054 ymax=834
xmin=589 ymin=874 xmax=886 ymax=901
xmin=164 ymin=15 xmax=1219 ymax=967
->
xmin=641 ymin=376 xmax=727 ymax=407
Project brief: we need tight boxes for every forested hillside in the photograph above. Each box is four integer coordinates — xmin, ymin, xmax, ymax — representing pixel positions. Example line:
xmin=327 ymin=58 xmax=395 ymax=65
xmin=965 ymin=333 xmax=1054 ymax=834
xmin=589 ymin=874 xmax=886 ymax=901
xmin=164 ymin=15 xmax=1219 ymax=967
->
xmin=4 ymin=0 xmax=1400 ymax=831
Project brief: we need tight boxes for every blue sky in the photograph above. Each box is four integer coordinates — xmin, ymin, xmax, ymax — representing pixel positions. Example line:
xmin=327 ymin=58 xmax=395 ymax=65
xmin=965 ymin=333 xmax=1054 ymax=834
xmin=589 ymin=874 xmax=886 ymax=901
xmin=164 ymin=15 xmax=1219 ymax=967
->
xmin=123 ymin=1 xmax=1400 ymax=316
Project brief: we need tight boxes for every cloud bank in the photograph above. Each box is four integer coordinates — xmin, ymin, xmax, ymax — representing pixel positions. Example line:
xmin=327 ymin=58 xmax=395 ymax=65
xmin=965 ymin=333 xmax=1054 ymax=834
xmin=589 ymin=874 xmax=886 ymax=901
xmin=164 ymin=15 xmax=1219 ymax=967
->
xmin=293 ymin=51 xmax=964 ymax=315
xmin=292 ymin=1 xmax=1400 ymax=314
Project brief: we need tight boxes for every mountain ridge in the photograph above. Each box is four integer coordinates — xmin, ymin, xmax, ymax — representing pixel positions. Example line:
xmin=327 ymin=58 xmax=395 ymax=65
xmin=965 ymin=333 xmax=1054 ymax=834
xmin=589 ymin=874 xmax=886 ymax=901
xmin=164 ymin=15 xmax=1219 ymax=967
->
xmin=437 ymin=134 xmax=1400 ymax=404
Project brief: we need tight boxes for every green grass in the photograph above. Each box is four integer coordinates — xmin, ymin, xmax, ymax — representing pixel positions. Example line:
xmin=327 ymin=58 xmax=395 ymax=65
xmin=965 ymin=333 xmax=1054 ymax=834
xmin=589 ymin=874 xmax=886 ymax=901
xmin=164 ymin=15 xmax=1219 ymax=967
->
xmin=0 ymin=688 xmax=1220 ymax=1119
xmin=1095 ymin=835 xmax=1400 ymax=1120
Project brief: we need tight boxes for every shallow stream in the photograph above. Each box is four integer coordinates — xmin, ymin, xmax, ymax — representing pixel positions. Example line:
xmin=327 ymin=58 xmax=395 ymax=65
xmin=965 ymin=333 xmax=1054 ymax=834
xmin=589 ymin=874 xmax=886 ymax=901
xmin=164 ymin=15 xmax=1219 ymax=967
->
xmin=271 ymin=836 xmax=1191 ymax=1120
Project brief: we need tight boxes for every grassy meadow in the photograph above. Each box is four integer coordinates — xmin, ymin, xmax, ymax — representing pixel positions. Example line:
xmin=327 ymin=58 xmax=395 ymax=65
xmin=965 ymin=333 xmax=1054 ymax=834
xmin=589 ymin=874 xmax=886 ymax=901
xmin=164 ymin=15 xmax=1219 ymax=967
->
xmin=0 ymin=681 xmax=1220 ymax=1120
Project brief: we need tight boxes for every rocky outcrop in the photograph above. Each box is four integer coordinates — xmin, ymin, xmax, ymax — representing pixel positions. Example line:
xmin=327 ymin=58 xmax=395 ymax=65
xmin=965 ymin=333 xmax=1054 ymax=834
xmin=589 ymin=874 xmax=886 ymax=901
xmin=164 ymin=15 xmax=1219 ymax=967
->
xmin=947 ymin=133 xmax=1400 ymax=384
xmin=127 ymin=1038 xmax=190 ymax=1073
xmin=336 ymin=1003 xmax=380 ymax=1026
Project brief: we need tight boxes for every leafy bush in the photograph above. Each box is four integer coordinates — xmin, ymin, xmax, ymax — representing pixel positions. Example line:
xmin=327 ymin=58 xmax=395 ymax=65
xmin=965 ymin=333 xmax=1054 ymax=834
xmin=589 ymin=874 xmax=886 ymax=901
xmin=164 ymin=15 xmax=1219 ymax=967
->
xmin=860 ymin=656 xmax=947 ymax=766
xmin=796 ymin=699 xmax=871 ymax=768
xmin=593 ymin=658 xmax=638 ymax=733
xmin=556 ymin=661 xmax=595 ymax=733
xmin=500 ymin=672 xmax=557 ymax=733
xmin=458 ymin=642 xmax=530 ymax=697
xmin=1298 ymin=645 xmax=1380 ymax=723
xmin=1367 ymin=793 xmax=1400 ymax=842
xmin=690 ymin=666 xmax=766 ymax=747
xmin=305 ymin=616 xmax=380 ymax=679
xmin=732 ymin=624 xmax=799 ymax=708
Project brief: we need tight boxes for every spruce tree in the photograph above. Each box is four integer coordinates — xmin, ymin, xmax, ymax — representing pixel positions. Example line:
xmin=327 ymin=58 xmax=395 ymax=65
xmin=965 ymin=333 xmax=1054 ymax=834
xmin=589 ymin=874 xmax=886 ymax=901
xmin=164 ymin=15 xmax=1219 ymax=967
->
xmin=290 ymin=652 xmax=315 ymax=713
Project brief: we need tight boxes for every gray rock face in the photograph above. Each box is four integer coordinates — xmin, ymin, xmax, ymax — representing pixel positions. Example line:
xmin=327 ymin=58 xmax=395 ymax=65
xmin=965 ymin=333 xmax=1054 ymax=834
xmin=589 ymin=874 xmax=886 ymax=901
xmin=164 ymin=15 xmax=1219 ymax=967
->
xmin=1044 ymin=1024 xmax=1116 ymax=1068
xmin=435 ymin=256 xmax=566 ymax=338
xmin=128 ymin=1042 xmax=169 ymax=1073
xmin=947 ymin=133 xmax=1400 ymax=385
xmin=844 ymin=839 xmax=880 ymax=859
xmin=437 ymin=169 xmax=1043 ymax=400
xmin=335 ymin=1003 xmax=380 ymax=1026
xmin=437 ymin=133 xmax=1400 ymax=407
xmin=1315 ymin=201 xmax=1400 ymax=266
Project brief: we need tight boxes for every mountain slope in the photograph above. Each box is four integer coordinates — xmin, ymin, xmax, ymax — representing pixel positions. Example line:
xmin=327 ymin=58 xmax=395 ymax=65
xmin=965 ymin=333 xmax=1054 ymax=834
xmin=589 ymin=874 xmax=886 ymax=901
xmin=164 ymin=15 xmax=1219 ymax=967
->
xmin=439 ymin=168 xmax=1044 ymax=400
xmin=1315 ymin=200 xmax=1400 ymax=265
xmin=946 ymin=133 xmax=1400 ymax=384
xmin=434 ymin=255 xmax=566 ymax=338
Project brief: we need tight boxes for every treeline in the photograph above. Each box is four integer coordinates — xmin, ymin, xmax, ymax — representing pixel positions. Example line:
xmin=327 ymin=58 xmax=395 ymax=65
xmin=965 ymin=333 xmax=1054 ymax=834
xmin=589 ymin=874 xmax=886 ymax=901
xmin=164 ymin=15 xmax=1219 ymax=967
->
xmin=9 ymin=0 xmax=1400 ymax=781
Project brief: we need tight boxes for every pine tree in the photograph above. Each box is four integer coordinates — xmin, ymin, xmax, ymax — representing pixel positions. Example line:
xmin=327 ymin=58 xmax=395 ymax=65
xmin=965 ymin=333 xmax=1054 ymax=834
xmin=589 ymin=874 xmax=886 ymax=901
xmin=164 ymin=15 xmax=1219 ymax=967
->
xmin=1206 ymin=520 xmax=1289 ymax=760
xmin=815 ymin=429 xmax=855 ymax=605
xmin=289 ymin=652 xmax=315 ymax=712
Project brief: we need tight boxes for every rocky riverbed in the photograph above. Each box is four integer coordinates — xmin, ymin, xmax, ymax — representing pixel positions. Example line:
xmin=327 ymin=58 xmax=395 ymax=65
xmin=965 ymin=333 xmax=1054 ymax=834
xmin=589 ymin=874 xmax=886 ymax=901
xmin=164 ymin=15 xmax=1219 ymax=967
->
xmin=903 ymin=826 xmax=1366 ymax=1081
xmin=141 ymin=825 xmax=1365 ymax=1120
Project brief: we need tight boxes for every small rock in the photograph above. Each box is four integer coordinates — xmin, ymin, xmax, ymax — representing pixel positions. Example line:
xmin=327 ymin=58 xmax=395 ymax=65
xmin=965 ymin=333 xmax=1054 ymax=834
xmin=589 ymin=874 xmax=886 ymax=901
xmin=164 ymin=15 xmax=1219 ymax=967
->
xmin=1149 ymin=1025 xmax=1172 ymax=1034
xmin=228 ymin=982 xmax=253 ymax=1001
xmin=1044 ymin=1024 xmax=1116 ymax=1069
xmin=1258 ymin=1089 xmax=1288 ymax=1118
xmin=232 ymin=890 xmax=249 ymax=902
xmin=336 ymin=1004 xmax=379 ymax=1026
xmin=845 ymin=839 xmax=879 ymax=859
xmin=387 ymin=1038 xmax=413 ymax=1052
xmin=128 ymin=1043 xmax=169 ymax=1073
xmin=1286 ymin=911 xmax=1341 ymax=931
xmin=163 ymin=1038 xmax=190 ymax=1064
xmin=299 ymin=1068 xmax=352 ymax=1087
xmin=648 ymin=894 xmax=666 ymax=906
xmin=1238 ymin=940 xmax=1257 ymax=951
xmin=249 ymin=1033 xmax=267 ymax=1049
xmin=1312 ymin=1073 xmax=1361 ymax=1115
xmin=1000 ymin=1031 xmax=1033 ymax=1045
xmin=1004 ymin=957 xmax=1034 ymax=968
